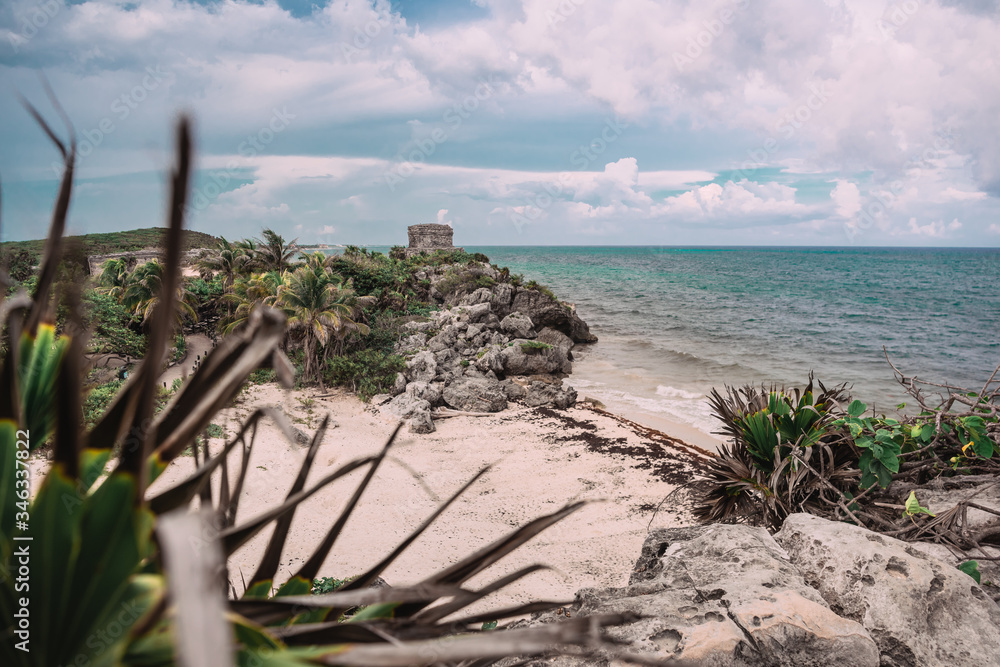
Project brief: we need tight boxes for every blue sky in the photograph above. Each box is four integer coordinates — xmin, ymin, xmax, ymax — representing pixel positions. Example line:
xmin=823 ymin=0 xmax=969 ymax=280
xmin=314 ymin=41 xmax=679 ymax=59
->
xmin=2 ymin=0 xmax=999 ymax=246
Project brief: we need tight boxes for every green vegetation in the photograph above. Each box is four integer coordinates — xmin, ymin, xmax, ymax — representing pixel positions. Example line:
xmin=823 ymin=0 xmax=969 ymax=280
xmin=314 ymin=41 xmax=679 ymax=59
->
xmin=520 ymin=341 xmax=553 ymax=354
xmin=83 ymin=378 xmax=125 ymax=428
xmin=1 ymin=114 xmax=613 ymax=667
xmin=0 ymin=227 xmax=219 ymax=256
xmin=324 ymin=349 xmax=406 ymax=400
xmin=695 ymin=373 xmax=999 ymax=543
xmin=311 ymin=575 xmax=354 ymax=594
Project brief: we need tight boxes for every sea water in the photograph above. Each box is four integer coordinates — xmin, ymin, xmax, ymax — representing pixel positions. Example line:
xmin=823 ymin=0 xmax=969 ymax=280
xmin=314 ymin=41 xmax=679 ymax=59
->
xmin=468 ymin=246 xmax=1000 ymax=437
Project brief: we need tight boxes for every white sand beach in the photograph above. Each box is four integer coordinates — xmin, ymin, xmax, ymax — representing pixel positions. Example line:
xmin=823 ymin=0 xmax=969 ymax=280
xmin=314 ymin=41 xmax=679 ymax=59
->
xmin=149 ymin=383 xmax=714 ymax=612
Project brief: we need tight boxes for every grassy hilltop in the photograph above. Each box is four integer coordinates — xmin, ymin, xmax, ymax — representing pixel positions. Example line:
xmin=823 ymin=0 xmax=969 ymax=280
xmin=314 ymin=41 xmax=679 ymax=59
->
xmin=1 ymin=227 xmax=220 ymax=258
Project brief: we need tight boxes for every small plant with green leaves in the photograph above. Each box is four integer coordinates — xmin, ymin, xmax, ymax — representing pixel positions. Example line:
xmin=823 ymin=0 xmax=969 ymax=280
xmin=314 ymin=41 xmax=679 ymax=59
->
xmin=520 ymin=341 xmax=553 ymax=355
xmin=832 ymin=400 xmax=904 ymax=489
xmin=694 ymin=377 xmax=856 ymax=528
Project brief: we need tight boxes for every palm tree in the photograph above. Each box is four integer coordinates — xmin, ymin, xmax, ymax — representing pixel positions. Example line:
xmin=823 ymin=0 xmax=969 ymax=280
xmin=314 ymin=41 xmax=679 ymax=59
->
xmin=196 ymin=238 xmax=246 ymax=292
xmin=255 ymin=228 xmax=297 ymax=274
xmin=233 ymin=237 xmax=262 ymax=274
xmin=121 ymin=260 xmax=198 ymax=326
xmin=218 ymin=271 xmax=281 ymax=336
xmin=95 ymin=257 xmax=130 ymax=299
xmin=275 ymin=266 xmax=371 ymax=385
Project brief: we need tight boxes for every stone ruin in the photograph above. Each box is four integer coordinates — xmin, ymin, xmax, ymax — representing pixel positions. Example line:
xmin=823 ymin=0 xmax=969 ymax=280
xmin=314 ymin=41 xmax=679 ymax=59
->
xmin=404 ymin=223 xmax=464 ymax=257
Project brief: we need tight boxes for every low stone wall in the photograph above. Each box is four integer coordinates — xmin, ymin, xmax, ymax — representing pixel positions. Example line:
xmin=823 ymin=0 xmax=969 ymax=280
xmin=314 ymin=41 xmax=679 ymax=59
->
xmin=87 ymin=249 xmax=201 ymax=275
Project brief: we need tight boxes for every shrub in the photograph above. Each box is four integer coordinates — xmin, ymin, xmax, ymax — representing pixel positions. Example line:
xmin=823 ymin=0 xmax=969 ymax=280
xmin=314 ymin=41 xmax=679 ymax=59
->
xmin=694 ymin=378 xmax=856 ymax=529
xmin=520 ymin=341 xmax=552 ymax=354
xmin=171 ymin=332 xmax=187 ymax=362
xmin=248 ymin=367 xmax=277 ymax=384
xmin=83 ymin=378 xmax=126 ymax=428
xmin=525 ymin=279 xmax=557 ymax=300
xmin=324 ymin=349 xmax=406 ymax=400
xmin=82 ymin=290 xmax=147 ymax=358
xmin=311 ymin=575 xmax=354 ymax=594
xmin=0 ymin=247 xmax=37 ymax=283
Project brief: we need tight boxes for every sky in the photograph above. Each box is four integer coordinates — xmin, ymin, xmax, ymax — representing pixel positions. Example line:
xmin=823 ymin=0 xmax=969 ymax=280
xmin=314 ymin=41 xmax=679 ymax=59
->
xmin=1 ymin=0 xmax=999 ymax=247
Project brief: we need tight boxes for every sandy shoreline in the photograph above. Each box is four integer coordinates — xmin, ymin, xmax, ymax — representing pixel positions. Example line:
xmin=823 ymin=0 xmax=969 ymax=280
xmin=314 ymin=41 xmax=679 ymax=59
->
xmin=149 ymin=383 xmax=714 ymax=612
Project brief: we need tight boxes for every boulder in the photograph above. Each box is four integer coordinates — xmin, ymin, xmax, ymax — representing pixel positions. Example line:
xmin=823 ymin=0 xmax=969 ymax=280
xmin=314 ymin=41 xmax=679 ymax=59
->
xmin=462 ymin=302 xmax=493 ymax=324
xmin=408 ymin=409 xmax=435 ymax=434
xmin=427 ymin=325 xmax=461 ymax=353
xmin=383 ymin=393 xmax=435 ymax=434
xmin=489 ymin=282 xmax=516 ymax=319
xmin=500 ymin=379 xmax=527 ymax=400
xmin=405 ymin=351 xmax=437 ymax=383
xmin=384 ymin=393 xmax=430 ymax=419
xmin=774 ymin=513 xmax=1000 ymax=667
xmin=500 ymin=311 xmax=536 ymax=339
xmin=510 ymin=288 xmax=597 ymax=343
xmin=458 ymin=286 xmax=493 ymax=306
xmin=394 ymin=332 xmax=427 ymax=354
xmin=535 ymin=327 xmax=574 ymax=358
xmin=474 ymin=345 xmax=506 ymax=376
xmin=499 ymin=339 xmax=571 ymax=376
xmin=369 ymin=393 xmax=392 ymax=406
xmin=400 ymin=319 xmax=436 ymax=334
xmin=523 ymin=381 xmax=577 ymax=409
xmin=391 ymin=372 xmax=407 ymax=396
xmin=405 ymin=381 xmax=443 ymax=406
xmin=530 ymin=524 xmax=879 ymax=666
xmin=442 ymin=377 xmax=508 ymax=412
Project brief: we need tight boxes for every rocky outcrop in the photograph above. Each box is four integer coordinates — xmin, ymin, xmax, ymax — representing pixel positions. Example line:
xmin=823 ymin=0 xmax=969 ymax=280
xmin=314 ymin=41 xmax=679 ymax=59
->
xmin=382 ymin=272 xmax=591 ymax=432
xmin=510 ymin=288 xmax=596 ymax=343
xmin=524 ymin=381 xmax=577 ymax=409
xmin=520 ymin=515 xmax=1000 ymax=666
xmin=442 ymin=377 xmax=508 ymax=412
xmin=774 ymin=513 xmax=1000 ymax=667
xmin=384 ymin=393 xmax=435 ymax=434
xmin=531 ymin=523 xmax=879 ymax=666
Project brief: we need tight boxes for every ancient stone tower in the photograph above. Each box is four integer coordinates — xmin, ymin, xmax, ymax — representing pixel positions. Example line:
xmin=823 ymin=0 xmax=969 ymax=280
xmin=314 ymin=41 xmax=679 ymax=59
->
xmin=405 ymin=224 xmax=464 ymax=256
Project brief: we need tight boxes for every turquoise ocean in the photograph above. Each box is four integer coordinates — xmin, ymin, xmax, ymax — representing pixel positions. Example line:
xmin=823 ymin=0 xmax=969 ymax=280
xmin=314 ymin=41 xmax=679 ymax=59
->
xmin=460 ymin=246 xmax=1000 ymax=437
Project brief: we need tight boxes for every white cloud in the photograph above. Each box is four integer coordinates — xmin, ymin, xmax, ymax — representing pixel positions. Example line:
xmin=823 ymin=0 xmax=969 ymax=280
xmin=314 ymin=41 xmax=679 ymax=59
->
xmin=904 ymin=217 xmax=962 ymax=238
xmin=435 ymin=209 xmax=453 ymax=226
xmin=3 ymin=0 xmax=999 ymax=245
xmin=831 ymin=180 xmax=862 ymax=219
xmin=653 ymin=180 xmax=812 ymax=223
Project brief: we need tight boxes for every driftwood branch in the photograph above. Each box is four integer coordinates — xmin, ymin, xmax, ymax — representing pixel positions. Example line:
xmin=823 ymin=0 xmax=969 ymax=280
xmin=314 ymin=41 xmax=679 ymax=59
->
xmin=432 ymin=408 xmax=495 ymax=419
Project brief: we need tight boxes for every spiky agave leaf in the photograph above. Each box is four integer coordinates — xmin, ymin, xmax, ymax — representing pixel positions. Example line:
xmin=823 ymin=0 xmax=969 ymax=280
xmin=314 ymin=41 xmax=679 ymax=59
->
xmin=2 ymin=104 xmax=637 ymax=667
